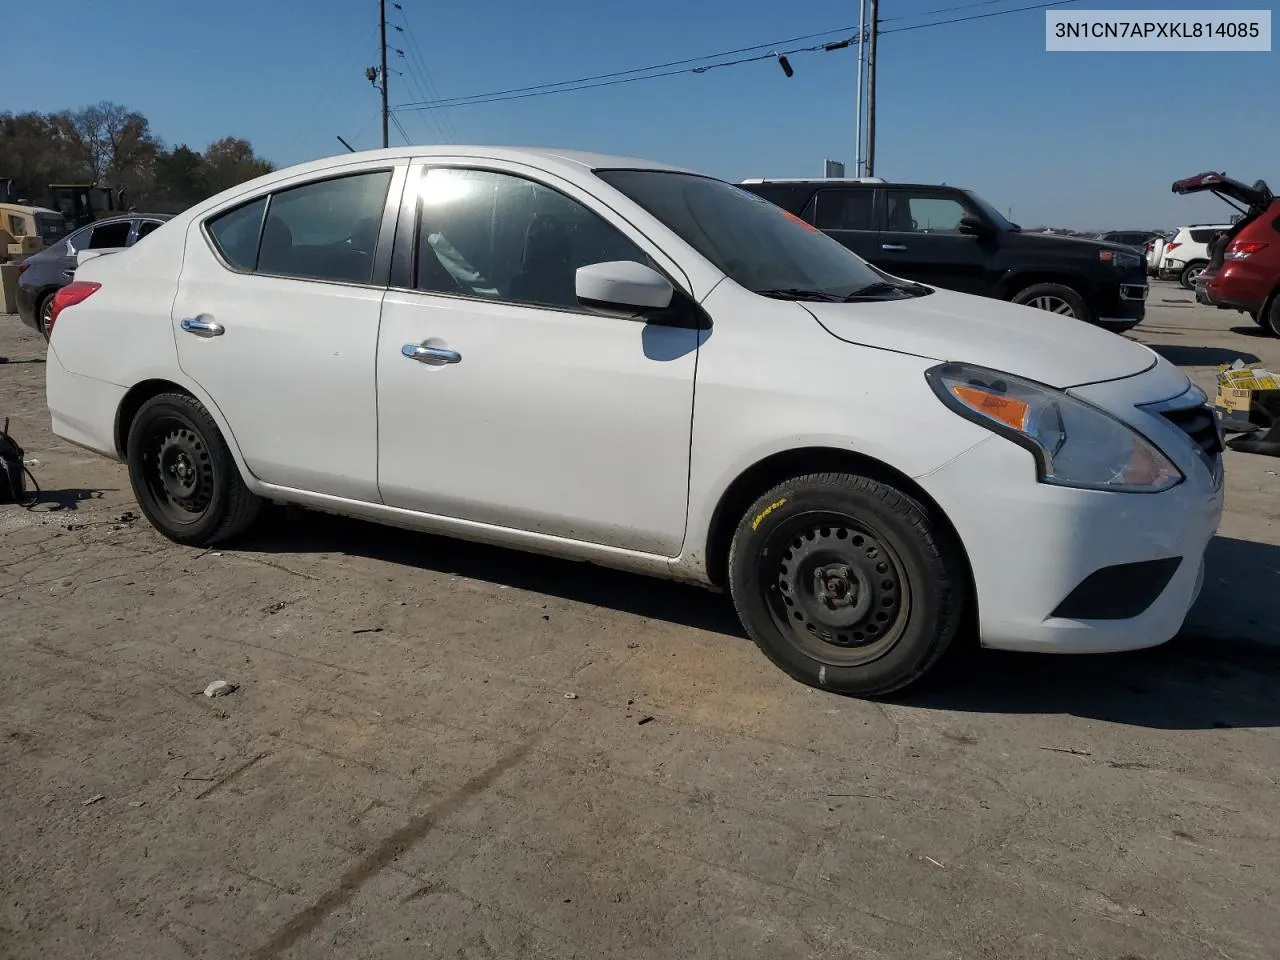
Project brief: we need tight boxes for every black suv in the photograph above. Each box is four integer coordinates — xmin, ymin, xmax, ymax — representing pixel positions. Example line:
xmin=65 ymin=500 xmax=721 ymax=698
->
xmin=739 ymin=178 xmax=1148 ymax=331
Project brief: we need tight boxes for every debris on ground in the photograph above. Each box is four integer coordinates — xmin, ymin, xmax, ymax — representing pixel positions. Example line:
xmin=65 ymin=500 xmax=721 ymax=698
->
xmin=202 ymin=680 xmax=237 ymax=698
xmin=1040 ymin=746 xmax=1091 ymax=756
xmin=637 ymin=716 xmax=655 ymax=726
xmin=127 ymin=800 xmax=146 ymax=808
xmin=563 ymin=692 xmax=578 ymax=699
xmin=352 ymin=626 xmax=383 ymax=635
xmin=81 ymin=794 xmax=105 ymax=806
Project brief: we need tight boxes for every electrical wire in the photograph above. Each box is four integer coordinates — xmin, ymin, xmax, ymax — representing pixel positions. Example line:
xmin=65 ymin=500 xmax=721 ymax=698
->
xmin=395 ymin=4 xmax=462 ymax=141
xmin=395 ymin=0 xmax=1081 ymax=113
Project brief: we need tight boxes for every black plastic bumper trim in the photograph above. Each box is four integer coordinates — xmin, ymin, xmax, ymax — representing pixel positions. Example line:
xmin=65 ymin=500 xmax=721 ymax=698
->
xmin=1050 ymin=556 xmax=1183 ymax=620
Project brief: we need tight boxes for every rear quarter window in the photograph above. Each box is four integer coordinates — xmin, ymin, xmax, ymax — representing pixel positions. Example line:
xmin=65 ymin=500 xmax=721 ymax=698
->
xmin=206 ymin=197 xmax=268 ymax=270
xmin=1189 ymin=228 xmax=1220 ymax=244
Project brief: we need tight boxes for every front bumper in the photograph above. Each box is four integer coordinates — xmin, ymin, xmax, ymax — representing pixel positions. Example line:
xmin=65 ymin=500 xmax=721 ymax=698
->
xmin=1094 ymin=279 xmax=1147 ymax=328
xmin=919 ymin=375 xmax=1223 ymax=654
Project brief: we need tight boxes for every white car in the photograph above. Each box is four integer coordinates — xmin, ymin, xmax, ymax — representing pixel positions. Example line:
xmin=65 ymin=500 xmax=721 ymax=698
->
xmin=1159 ymin=224 xmax=1231 ymax=288
xmin=43 ymin=147 xmax=1225 ymax=695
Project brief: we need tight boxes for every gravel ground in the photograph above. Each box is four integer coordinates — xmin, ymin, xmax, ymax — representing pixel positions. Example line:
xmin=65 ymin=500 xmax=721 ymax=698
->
xmin=2 ymin=284 xmax=1278 ymax=959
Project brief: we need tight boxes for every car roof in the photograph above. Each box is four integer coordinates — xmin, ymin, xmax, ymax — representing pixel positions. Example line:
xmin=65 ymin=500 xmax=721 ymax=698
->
xmin=78 ymin=212 xmax=174 ymax=225
xmin=284 ymin=145 xmax=697 ymax=179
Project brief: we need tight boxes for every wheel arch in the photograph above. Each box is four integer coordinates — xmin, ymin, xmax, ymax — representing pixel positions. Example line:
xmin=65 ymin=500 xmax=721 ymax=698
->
xmin=996 ymin=271 xmax=1089 ymax=301
xmin=700 ymin=446 xmax=975 ymax=599
xmin=113 ymin=376 xmax=259 ymax=489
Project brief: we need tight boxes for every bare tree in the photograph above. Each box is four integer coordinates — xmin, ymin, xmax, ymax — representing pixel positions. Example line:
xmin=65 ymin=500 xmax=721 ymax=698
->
xmin=49 ymin=101 xmax=158 ymax=186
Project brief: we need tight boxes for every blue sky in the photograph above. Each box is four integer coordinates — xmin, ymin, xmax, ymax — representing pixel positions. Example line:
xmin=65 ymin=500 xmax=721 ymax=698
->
xmin=6 ymin=0 xmax=1276 ymax=228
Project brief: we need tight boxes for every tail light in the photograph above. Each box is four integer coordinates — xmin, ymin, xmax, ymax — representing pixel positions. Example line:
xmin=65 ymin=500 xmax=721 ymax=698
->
xmin=1225 ymin=241 xmax=1269 ymax=261
xmin=48 ymin=281 xmax=101 ymax=335
xmin=1164 ymin=241 xmax=1181 ymax=253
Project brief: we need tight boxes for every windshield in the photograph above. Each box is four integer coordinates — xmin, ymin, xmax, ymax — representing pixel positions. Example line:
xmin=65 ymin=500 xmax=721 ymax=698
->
xmin=962 ymin=190 xmax=1017 ymax=231
xmin=595 ymin=169 xmax=890 ymax=298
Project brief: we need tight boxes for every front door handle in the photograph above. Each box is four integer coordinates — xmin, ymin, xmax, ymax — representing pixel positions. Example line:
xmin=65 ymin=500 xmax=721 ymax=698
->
xmin=881 ymin=243 xmax=908 ymax=251
xmin=180 ymin=316 xmax=224 ymax=338
xmin=402 ymin=343 xmax=461 ymax=365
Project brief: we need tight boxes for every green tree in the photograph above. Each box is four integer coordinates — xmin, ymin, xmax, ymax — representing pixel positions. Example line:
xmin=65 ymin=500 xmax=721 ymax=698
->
xmin=203 ymin=137 xmax=273 ymax=196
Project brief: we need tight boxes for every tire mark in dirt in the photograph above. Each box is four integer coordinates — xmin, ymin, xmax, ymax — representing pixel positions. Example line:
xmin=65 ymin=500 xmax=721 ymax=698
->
xmin=248 ymin=733 xmax=539 ymax=959
xmin=196 ymin=752 xmax=270 ymax=800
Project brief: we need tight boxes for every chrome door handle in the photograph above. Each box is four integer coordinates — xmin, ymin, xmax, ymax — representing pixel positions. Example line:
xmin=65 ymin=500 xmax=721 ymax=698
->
xmin=881 ymin=244 xmax=908 ymax=251
xmin=402 ymin=343 xmax=461 ymax=365
xmin=180 ymin=316 xmax=224 ymax=338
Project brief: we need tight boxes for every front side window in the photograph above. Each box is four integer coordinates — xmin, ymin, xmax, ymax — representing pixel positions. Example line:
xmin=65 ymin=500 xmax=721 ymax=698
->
xmin=595 ymin=169 xmax=886 ymax=298
xmin=86 ymin=220 xmax=132 ymax=249
xmin=414 ymin=167 xmax=651 ymax=310
xmin=8 ymin=215 xmax=26 ymax=237
xmin=886 ymin=193 xmax=969 ymax=233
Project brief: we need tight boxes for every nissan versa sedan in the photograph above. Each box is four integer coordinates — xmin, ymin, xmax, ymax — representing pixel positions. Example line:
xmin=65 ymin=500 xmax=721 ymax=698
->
xmin=43 ymin=147 xmax=1225 ymax=695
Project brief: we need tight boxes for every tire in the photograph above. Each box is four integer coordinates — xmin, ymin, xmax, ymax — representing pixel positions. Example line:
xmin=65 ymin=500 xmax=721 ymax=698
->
xmin=1263 ymin=293 xmax=1280 ymax=338
xmin=727 ymin=473 xmax=966 ymax=696
xmin=37 ymin=292 xmax=56 ymax=340
xmin=1011 ymin=283 xmax=1091 ymax=323
xmin=1179 ymin=261 xmax=1207 ymax=290
xmin=125 ymin=392 xmax=263 ymax=546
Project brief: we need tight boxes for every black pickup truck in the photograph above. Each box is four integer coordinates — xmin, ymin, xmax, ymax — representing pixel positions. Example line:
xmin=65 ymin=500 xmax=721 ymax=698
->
xmin=739 ymin=178 xmax=1149 ymax=332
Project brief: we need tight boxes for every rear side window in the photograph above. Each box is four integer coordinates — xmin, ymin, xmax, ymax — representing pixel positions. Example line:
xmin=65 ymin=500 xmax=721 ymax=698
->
xmin=258 ymin=171 xmax=391 ymax=283
xmin=810 ymin=189 xmax=875 ymax=231
xmin=87 ymin=221 xmax=132 ymax=249
xmin=136 ymin=220 xmax=164 ymax=240
xmin=1189 ymin=228 xmax=1220 ymax=244
xmin=208 ymin=197 xmax=267 ymax=270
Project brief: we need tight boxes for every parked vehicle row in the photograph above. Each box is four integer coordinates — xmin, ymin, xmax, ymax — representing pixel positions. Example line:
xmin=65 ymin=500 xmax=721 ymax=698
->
xmin=1172 ymin=171 xmax=1280 ymax=334
xmin=738 ymin=177 xmax=1149 ymax=332
xmin=15 ymin=213 xmax=172 ymax=336
xmin=1155 ymin=222 xmax=1233 ymax=289
xmin=42 ymin=146 xmax=1223 ymax=696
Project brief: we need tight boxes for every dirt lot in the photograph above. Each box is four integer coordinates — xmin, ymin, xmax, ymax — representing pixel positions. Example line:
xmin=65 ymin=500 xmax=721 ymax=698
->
xmin=2 ymin=284 xmax=1278 ymax=960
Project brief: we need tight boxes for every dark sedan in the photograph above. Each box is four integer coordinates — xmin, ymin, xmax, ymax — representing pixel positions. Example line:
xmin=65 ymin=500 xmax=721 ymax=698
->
xmin=16 ymin=213 xmax=172 ymax=337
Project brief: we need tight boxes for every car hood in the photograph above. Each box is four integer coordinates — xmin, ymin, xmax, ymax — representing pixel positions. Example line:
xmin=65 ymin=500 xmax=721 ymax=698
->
xmin=803 ymin=288 xmax=1157 ymax=389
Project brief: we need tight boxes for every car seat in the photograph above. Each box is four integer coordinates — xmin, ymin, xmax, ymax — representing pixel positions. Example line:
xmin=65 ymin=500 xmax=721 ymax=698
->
xmin=508 ymin=214 xmax=575 ymax=307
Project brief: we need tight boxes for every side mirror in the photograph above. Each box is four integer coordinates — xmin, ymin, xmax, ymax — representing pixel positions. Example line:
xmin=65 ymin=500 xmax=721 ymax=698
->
xmin=957 ymin=216 xmax=987 ymax=236
xmin=575 ymin=261 xmax=674 ymax=312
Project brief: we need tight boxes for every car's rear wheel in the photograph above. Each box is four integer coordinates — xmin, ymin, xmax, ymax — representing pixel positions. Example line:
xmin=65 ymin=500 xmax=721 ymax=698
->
xmin=126 ymin=392 xmax=263 ymax=546
xmin=1263 ymin=292 xmax=1280 ymax=338
xmin=728 ymin=473 xmax=965 ymax=696
xmin=37 ymin=292 xmax=55 ymax=340
xmin=1180 ymin=261 xmax=1207 ymax=289
xmin=1011 ymin=283 xmax=1090 ymax=323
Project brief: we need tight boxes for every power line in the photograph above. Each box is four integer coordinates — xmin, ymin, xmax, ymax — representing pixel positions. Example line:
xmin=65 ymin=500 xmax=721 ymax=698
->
xmin=395 ymin=0 xmax=1080 ymax=113
xmin=389 ymin=110 xmax=413 ymax=145
xmin=395 ymin=3 xmax=461 ymax=141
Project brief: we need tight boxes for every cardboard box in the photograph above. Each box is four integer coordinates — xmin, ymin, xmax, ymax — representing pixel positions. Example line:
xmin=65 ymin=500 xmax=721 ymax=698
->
xmin=0 ymin=262 xmax=21 ymax=313
xmin=1216 ymin=362 xmax=1280 ymax=416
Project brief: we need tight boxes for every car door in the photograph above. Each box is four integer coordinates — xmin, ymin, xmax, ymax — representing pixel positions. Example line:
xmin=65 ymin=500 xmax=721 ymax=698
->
xmin=875 ymin=189 xmax=993 ymax=293
xmin=805 ymin=187 xmax=880 ymax=261
xmin=171 ymin=162 xmax=405 ymax=501
xmin=62 ymin=219 xmax=134 ymax=276
xmin=375 ymin=162 xmax=699 ymax=556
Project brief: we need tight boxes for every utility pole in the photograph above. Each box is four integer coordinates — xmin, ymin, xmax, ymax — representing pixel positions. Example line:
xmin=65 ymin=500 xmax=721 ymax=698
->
xmin=855 ymin=0 xmax=866 ymax=176
xmin=379 ymin=0 xmax=389 ymax=148
xmin=865 ymin=0 xmax=879 ymax=177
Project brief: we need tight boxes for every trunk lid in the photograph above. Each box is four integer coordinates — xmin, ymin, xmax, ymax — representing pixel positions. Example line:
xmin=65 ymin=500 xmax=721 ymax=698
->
xmin=803 ymin=288 xmax=1156 ymax=389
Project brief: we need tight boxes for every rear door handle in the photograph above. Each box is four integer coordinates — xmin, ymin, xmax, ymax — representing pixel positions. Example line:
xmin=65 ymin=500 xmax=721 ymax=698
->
xmin=402 ymin=343 xmax=461 ymax=365
xmin=881 ymin=244 xmax=908 ymax=251
xmin=180 ymin=316 xmax=224 ymax=338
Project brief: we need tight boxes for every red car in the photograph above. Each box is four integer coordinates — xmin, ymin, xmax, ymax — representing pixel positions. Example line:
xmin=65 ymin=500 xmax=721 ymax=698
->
xmin=1172 ymin=172 xmax=1278 ymax=332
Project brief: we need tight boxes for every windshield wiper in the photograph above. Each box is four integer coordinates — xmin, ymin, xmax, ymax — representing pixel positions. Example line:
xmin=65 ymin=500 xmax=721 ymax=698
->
xmin=753 ymin=287 xmax=847 ymax=302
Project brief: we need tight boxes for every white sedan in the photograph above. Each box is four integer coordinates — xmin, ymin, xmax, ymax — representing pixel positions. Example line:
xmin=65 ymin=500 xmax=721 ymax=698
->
xmin=44 ymin=147 xmax=1224 ymax=695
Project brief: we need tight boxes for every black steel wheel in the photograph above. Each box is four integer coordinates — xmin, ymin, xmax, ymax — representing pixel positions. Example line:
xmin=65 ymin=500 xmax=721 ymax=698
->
xmin=126 ymin=392 xmax=262 ymax=546
xmin=728 ymin=472 xmax=966 ymax=696
xmin=765 ymin=515 xmax=910 ymax=668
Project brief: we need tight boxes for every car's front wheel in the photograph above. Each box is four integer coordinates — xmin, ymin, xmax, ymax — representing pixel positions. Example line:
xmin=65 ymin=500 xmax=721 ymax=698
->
xmin=126 ymin=392 xmax=263 ymax=546
xmin=728 ymin=473 xmax=966 ymax=696
xmin=1011 ymin=283 xmax=1091 ymax=323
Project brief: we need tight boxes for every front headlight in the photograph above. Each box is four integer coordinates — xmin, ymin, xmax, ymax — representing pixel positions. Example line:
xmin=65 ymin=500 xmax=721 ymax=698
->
xmin=1100 ymin=249 xmax=1143 ymax=270
xmin=926 ymin=363 xmax=1183 ymax=493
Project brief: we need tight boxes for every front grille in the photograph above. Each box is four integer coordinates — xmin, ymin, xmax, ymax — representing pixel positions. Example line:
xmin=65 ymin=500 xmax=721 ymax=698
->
xmin=1162 ymin=403 xmax=1223 ymax=460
